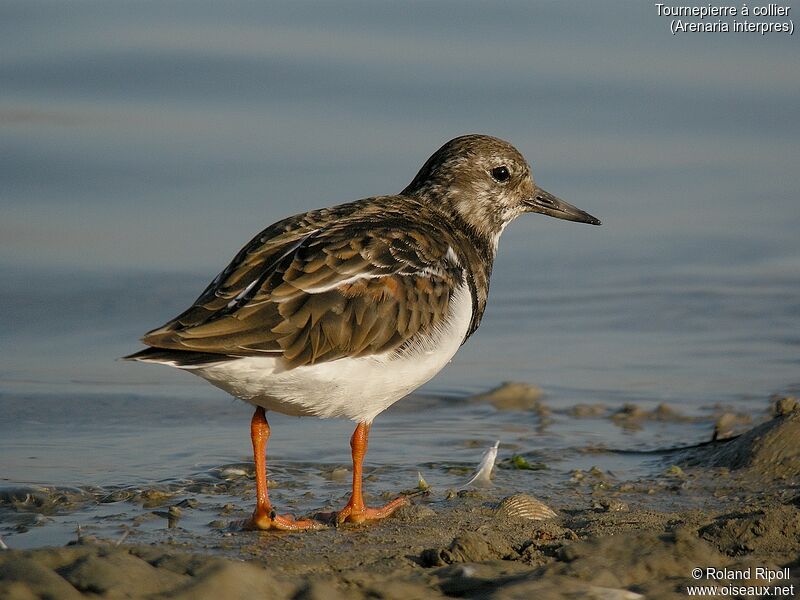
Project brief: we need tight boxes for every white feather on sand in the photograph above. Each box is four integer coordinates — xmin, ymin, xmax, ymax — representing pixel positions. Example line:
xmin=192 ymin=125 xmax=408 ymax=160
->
xmin=460 ymin=440 xmax=500 ymax=489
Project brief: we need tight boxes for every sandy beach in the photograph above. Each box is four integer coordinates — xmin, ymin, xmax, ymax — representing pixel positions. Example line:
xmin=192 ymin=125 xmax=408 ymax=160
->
xmin=2 ymin=398 xmax=797 ymax=599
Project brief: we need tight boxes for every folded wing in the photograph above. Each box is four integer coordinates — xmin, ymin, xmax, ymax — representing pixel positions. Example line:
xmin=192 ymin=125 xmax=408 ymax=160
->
xmin=140 ymin=215 xmax=464 ymax=367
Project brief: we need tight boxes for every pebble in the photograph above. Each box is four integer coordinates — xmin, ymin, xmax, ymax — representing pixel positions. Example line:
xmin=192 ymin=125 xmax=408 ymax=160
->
xmin=772 ymin=395 xmax=798 ymax=417
xmin=592 ymin=498 xmax=629 ymax=513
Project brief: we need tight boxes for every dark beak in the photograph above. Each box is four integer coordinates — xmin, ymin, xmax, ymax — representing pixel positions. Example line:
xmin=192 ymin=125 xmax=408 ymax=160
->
xmin=524 ymin=188 xmax=601 ymax=225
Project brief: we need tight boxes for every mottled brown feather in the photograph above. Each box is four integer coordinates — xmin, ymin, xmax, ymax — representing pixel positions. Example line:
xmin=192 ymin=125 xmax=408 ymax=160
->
xmin=141 ymin=197 xmax=472 ymax=368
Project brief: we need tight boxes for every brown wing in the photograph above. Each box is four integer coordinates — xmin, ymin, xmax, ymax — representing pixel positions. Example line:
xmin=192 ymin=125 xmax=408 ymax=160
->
xmin=141 ymin=214 xmax=465 ymax=367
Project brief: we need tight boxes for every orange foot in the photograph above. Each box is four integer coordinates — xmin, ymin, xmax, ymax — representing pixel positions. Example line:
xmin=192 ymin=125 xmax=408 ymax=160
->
xmin=245 ymin=507 xmax=324 ymax=531
xmin=336 ymin=496 xmax=409 ymax=526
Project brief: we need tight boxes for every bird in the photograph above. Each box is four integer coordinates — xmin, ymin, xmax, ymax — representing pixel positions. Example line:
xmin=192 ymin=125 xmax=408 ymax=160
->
xmin=125 ymin=134 xmax=600 ymax=531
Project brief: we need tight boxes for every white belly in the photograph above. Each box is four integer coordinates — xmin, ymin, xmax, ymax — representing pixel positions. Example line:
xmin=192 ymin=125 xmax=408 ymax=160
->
xmin=191 ymin=283 xmax=473 ymax=423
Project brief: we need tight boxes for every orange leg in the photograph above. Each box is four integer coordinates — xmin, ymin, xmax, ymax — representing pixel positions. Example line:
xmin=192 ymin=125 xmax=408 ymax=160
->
xmin=245 ymin=407 xmax=321 ymax=531
xmin=336 ymin=422 xmax=408 ymax=525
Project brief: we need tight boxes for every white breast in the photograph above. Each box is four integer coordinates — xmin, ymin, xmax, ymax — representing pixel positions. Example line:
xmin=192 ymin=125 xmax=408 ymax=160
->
xmin=192 ymin=282 xmax=473 ymax=423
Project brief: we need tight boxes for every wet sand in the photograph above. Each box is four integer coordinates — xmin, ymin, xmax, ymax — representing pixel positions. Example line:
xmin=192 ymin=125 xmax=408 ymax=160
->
xmin=2 ymin=399 xmax=798 ymax=599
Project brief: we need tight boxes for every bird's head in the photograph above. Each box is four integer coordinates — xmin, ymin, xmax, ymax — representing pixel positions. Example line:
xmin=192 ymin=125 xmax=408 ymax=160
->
xmin=403 ymin=134 xmax=600 ymax=247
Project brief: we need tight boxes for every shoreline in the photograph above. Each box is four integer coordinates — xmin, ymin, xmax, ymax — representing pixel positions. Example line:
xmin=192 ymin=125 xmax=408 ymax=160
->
xmin=2 ymin=404 xmax=798 ymax=599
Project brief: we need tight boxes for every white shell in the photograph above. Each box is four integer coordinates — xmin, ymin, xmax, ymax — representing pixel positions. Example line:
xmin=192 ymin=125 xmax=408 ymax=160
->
xmin=496 ymin=494 xmax=557 ymax=521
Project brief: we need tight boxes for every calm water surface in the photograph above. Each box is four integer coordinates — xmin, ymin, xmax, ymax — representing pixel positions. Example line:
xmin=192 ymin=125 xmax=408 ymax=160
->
xmin=1 ymin=1 xmax=798 ymax=548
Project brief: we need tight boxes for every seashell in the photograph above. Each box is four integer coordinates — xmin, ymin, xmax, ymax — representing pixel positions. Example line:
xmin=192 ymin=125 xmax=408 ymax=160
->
xmin=496 ymin=493 xmax=557 ymax=521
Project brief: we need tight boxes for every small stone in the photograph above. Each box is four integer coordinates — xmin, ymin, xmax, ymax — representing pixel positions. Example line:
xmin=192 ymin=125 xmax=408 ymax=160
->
xmin=568 ymin=404 xmax=607 ymax=417
xmin=592 ymin=498 xmax=629 ymax=512
xmin=664 ymin=465 xmax=685 ymax=478
xmin=652 ymin=403 xmax=684 ymax=420
xmin=772 ymin=395 xmax=798 ymax=417
xmin=612 ymin=404 xmax=646 ymax=420
xmin=589 ymin=466 xmax=607 ymax=479
xmin=139 ymin=489 xmax=173 ymax=508
xmin=469 ymin=381 xmax=544 ymax=411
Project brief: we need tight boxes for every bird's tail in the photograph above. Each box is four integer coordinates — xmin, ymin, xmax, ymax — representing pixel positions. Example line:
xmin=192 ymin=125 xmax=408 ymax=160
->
xmin=122 ymin=348 xmax=235 ymax=369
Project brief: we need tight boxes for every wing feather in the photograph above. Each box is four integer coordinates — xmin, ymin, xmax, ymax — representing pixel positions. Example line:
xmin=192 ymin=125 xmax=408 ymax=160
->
xmin=141 ymin=206 xmax=465 ymax=368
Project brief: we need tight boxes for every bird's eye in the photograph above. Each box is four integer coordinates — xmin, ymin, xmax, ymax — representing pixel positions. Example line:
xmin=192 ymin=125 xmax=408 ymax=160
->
xmin=490 ymin=166 xmax=510 ymax=183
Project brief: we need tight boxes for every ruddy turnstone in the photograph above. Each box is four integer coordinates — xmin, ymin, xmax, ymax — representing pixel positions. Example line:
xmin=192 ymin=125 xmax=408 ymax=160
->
xmin=126 ymin=134 xmax=600 ymax=531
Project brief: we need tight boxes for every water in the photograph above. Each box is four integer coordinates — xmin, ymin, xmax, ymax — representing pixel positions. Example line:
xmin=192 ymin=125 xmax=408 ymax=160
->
xmin=1 ymin=1 xmax=798 ymax=549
